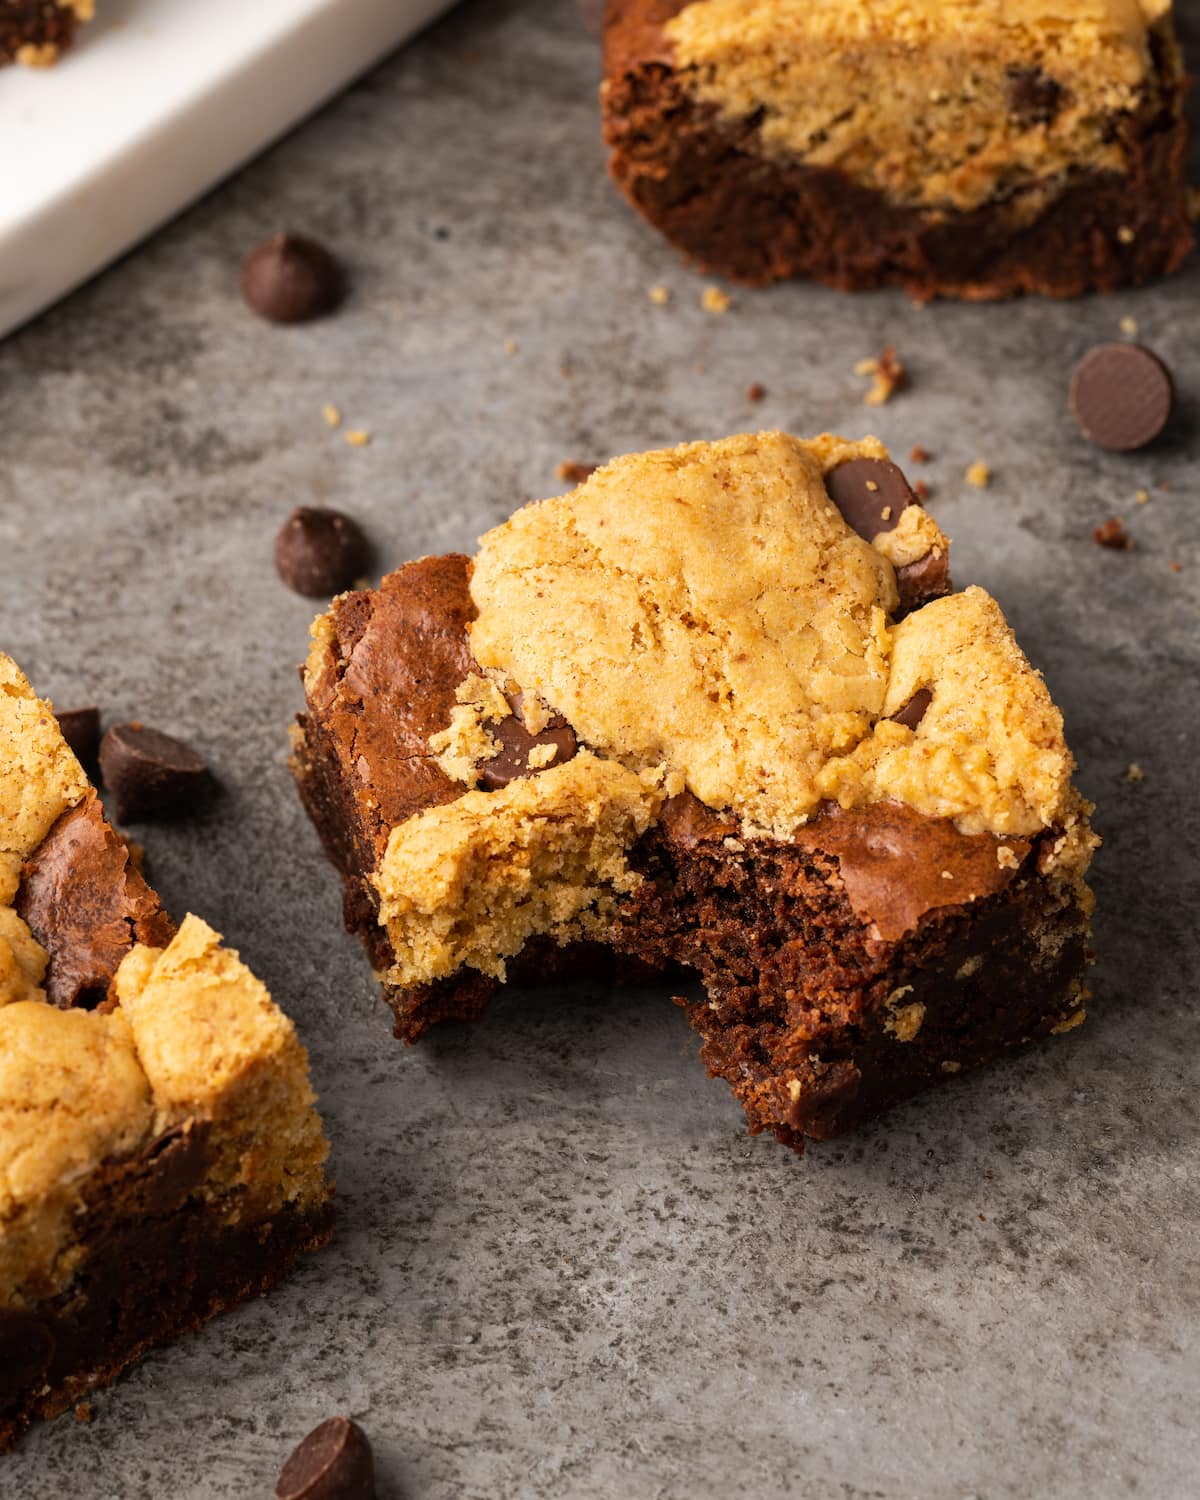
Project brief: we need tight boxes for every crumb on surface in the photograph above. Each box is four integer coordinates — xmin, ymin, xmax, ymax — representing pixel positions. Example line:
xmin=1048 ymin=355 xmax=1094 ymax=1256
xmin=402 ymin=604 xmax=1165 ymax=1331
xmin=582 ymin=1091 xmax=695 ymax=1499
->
xmin=965 ymin=460 xmax=991 ymax=490
xmin=1135 ymin=488 xmax=1149 ymax=505
xmin=1169 ymin=560 xmax=1182 ymax=573
xmin=322 ymin=403 xmax=342 ymax=430
xmin=1093 ymin=517 xmax=1132 ymax=550
xmin=856 ymin=346 xmax=906 ymax=406
xmin=343 ymin=429 xmax=371 ymax=448
xmin=1125 ymin=762 xmax=1145 ymax=783
xmin=701 ymin=284 xmax=731 ymax=314
xmin=909 ymin=445 xmax=931 ymax=464
xmin=914 ymin=479 xmax=931 ymax=502
xmin=649 ymin=284 xmax=671 ymax=305
xmin=556 ymin=461 xmax=598 ymax=485
xmin=1119 ymin=315 xmax=1139 ymax=336
xmin=747 ymin=382 xmax=766 ymax=402
xmin=74 ymin=1402 xmax=92 ymax=1425
xmin=503 ymin=339 xmax=518 ymax=356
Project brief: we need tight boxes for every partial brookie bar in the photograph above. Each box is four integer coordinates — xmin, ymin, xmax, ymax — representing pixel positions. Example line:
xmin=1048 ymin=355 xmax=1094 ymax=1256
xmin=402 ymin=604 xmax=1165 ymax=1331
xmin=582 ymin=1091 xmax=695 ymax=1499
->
xmin=1 ymin=2 xmax=94 ymax=67
xmin=601 ymin=0 xmax=1193 ymax=296
xmin=292 ymin=431 xmax=1097 ymax=1151
xmin=0 ymin=654 xmax=332 ymax=1451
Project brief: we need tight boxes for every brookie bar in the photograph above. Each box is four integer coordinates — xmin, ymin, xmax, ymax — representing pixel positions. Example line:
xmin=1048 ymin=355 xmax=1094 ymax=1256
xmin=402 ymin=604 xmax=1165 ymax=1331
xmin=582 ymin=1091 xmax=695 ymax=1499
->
xmin=292 ymin=431 xmax=1097 ymax=1151
xmin=601 ymin=0 xmax=1194 ymax=297
xmin=0 ymin=655 xmax=332 ymax=1450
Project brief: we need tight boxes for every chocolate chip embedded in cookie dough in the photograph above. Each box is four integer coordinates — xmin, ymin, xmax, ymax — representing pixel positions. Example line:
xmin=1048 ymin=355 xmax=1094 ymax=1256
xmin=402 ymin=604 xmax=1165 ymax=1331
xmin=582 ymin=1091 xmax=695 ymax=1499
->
xmin=480 ymin=697 xmax=578 ymax=791
xmin=275 ymin=1416 xmax=376 ymax=1500
xmin=55 ymin=706 xmax=101 ymax=770
xmin=1007 ymin=67 xmax=1064 ymax=126
xmin=241 ymin=233 xmax=343 ymax=324
xmin=275 ymin=507 xmax=370 ymax=598
xmin=890 ymin=688 xmax=933 ymax=730
xmin=98 ymin=724 xmax=209 ymax=822
xmin=825 ymin=458 xmax=916 ymax=540
xmin=1069 ymin=343 xmax=1174 ymax=451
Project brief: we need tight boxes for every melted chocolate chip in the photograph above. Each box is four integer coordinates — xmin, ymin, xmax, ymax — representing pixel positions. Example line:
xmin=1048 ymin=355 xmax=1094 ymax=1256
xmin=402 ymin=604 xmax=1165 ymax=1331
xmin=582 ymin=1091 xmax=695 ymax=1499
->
xmin=241 ymin=233 xmax=342 ymax=324
xmin=1008 ymin=67 xmax=1064 ymax=126
xmin=1069 ymin=343 xmax=1174 ymax=452
xmin=890 ymin=687 xmax=933 ymax=730
xmin=99 ymin=724 xmax=209 ymax=822
xmin=55 ymin=706 xmax=100 ymax=770
xmin=275 ymin=507 xmax=370 ymax=598
xmin=480 ymin=696 xmax=578 ymax=790
xmin=825 ymin=459 xmax=916 ymax=540
xmin=276 ymin=1416 xmax=376 ymax=1500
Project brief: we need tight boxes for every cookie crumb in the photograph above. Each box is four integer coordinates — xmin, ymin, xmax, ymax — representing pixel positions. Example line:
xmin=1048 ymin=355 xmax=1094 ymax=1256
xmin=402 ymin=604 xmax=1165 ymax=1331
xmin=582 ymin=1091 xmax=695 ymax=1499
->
xmin=343 ymin=429 xmax=371 ymax=449
xmin=996 ymin=845 xmax=1020 ymax=870
xmin=746 ymin=382 xmax=766 ymax=403
xmin=1093 ymin=517 xmax=1132 ymax=550
xmin=648 ymin=284 xmax=671 ymax=306
xmin=1124 ymin=762 xmax=1145 ymax=783
xmin=74 ymin=1402 xmax=92 ymax=1425
xmin=1119 ymin=315 xmax=1139 ymax=337
xmin=909 ymin=445 xmax=931 ymax=464
xmin=940 ymin=1060 xmax=961 ymax=1074
xmin=321 ymin=403 xmax=342 ymax=430
xmin=1169 ymin=560 xmax=1182 ymax=573
xmin=556 ymin=461 xmax=598 ymax=485
xmin=914 ymin=479 xmax=932 ymax=503
xmin=965 ymin=460 xmax=991 ymax=490
xmin=701 ymin=284 xmax=732 ymax=314
xmin=1135 ymin=488 xmax=1150 ymax=505
xmin=503 ymin=338 xmax=518 ymax=356
xmin=1116 ymin=225 xmax=1136 ymax=245
xmin=856 ymin=345 xmax=906 ymax=406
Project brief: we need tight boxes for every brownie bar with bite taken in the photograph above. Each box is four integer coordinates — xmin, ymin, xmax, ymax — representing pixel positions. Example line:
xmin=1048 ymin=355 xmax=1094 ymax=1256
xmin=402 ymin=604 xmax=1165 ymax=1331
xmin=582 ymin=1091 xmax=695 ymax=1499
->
xmin=293 ymin=431 xmax=1096 ymax=1151
xmin=0 ymin=654 xmax=332 ymax=1451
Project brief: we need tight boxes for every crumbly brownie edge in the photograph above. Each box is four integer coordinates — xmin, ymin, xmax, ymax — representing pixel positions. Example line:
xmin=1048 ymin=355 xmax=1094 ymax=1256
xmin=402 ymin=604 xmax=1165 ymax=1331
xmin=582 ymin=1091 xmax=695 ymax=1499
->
xmin=601 ymin=38 xmax=1193 ymax=296
xmin=0 ymin=1123 xmax=334 ymax=1452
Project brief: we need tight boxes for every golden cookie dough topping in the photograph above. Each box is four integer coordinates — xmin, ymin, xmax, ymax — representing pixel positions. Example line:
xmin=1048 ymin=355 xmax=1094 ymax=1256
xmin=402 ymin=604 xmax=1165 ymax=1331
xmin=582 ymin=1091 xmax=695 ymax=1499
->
xmin=469 ymin=431 xmax=1070 ymax=839
xmin=373 ymin=753 xmax=670 ymax=988
xmin=665 ymin=0 xmax=1172 ymax=212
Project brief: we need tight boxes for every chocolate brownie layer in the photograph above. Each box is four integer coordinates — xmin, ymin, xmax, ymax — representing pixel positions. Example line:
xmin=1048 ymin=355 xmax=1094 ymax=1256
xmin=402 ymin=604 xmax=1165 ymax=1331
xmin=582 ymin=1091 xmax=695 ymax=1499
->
xmin=601 ymin=1 xmax=1193 ymax=296
xmin=293 ymin=432 xmax=1096 ymax=1149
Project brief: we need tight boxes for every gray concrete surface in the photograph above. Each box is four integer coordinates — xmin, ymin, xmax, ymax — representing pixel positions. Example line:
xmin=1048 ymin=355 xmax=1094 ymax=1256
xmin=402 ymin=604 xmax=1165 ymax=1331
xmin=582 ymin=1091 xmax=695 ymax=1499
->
xmin=3 ymin=2 xmax=1200 ymax=1495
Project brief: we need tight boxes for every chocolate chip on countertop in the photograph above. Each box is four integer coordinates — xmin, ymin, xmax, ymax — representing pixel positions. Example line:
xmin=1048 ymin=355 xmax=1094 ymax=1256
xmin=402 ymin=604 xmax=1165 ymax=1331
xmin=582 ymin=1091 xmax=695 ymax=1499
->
xmin=480 ymin=696 xmax=578 ymax=791
xmin=890 ymin=688 xmax=933 ymax=730
xmin=1069 ymin=343 xmax=1173 ymax=452
xmin=275 ymin=507 xmax=370 ymax=598
xmin=98 ymin=723 xmax=209 ymax=822
xmin=241 ymin=233 xmax=342 ymax=324
xmin=55 ymin=706 xmax=101 ymax=769
xmin=276 ymin=1416 xmax=376 ymax=1500
xmin=824 ymin=458 xmax=916 ymax=541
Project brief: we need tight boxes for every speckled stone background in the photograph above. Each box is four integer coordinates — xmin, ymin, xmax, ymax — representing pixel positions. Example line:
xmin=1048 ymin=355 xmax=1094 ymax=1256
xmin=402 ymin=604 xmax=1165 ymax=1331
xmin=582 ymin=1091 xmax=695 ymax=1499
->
xmin=3 ymin=2 xmax=1200 ymax=1496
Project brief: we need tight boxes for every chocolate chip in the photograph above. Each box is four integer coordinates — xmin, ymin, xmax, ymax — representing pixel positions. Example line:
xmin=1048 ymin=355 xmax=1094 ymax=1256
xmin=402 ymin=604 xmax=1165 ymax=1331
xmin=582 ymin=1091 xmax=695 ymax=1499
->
xmin=1069 ymin=343 xmax=1173 ymax=452
xmin=275 ymin=508 xmax=370 ymax=598
xmin=55 ymin=706 xmax=101 ymax=769
xmin=895 ymin=549 xmax=950 ymax=613
xmin=1008 ymin=67 xmax=1064 ymax=126
xmin=276 ymin=1416 xmax=375 ymax=1500
xmin=99 ymin=723 xmax=209 ymax=821
xmin=479 ymin=694 xmax=578 ymax=791
xmin=241 ymin=233 xmax=342 ymax=324
xmin=0 ymin=1310 xmax=55 ymax=1410
xmin=825 ymin=458 xmax=915 ymax=541
xmin=891 ymin=688 xmax=933 ymax=730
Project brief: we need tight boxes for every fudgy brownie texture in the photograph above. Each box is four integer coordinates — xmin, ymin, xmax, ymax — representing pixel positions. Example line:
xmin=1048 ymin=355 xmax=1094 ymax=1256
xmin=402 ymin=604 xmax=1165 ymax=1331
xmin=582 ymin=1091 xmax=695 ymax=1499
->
xmin=601 ymin=0 xmax=1194 ymax=297
xmin=0 ymin=656 xmax=332 ymax=1451
xmin=293 ymin=432 xmax=1096 ymax=1151
xmin=1 ymin=1 xmax=92 ymax=66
